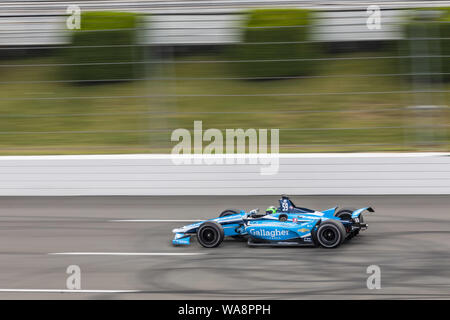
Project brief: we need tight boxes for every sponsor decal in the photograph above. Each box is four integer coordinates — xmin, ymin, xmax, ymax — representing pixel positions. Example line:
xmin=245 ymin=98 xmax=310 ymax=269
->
xmin=248 ymin=228 xmax=290 ymax=239
xmin=298 ymin=228 xmax=309 ymax=233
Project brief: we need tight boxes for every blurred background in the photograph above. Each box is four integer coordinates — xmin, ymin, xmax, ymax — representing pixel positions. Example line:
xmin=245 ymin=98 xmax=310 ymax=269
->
xmin=0 ymin=0 xmax=448 ymax=155
xmin=0 ymin=2 xmax=448 ymax=300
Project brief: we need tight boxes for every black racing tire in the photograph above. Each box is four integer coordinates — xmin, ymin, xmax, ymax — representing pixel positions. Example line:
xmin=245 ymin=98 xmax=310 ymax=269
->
xmin=219 ymin=209 xmax=246 ymax=241
xmin=219 ymin=209 xmax=239 ymax=217
xmin=197 ymin=221 xmax=224 ymax=248
xmin=335 ymin=207 xmax=357 ymax=221
xmin=316 ymin=220 xmax=346 ymax=248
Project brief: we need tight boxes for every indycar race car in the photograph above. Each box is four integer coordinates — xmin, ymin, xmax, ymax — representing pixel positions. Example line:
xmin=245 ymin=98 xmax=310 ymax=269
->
xmin=172 ymin=195 xmax=374 ymax=249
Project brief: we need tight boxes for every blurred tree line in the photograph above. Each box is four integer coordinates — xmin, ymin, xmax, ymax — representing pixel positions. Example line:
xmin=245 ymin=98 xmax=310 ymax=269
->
xmin=60 ymin=7 xmax=449 ymax=84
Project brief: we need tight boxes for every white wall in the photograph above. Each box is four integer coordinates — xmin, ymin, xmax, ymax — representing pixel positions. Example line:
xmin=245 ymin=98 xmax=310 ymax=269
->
xmin=0 ymin=153 xmax=448 ymax=196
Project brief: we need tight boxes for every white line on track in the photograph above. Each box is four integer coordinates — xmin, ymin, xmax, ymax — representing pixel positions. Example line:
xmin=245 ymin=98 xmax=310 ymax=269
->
xmin=109 ymin=219 xmax=202 ymax=222
xmin=0 ymin=289 xmax=141 ymax=293
xmin=49 ymin=252 xmax=206 ymax=256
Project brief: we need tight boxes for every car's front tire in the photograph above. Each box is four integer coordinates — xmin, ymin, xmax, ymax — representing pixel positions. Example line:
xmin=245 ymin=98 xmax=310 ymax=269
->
xmin=316 ymin=220 xmax=346 ymax=248
xmin=197 ymin=221 xmax=224 ymax=248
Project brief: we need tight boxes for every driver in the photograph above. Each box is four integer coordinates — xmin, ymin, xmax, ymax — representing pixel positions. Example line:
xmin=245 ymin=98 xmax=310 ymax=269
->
xmin=265 ymin=206 xmax=277 ymax=215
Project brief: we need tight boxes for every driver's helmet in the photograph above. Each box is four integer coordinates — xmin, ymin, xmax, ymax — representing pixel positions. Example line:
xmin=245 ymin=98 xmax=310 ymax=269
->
xmin=265 ymin=206 xmax=277 ymax=215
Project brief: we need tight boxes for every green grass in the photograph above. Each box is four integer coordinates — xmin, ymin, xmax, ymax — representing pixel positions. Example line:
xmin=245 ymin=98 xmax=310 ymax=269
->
xmin=0 ymin=51 xmax=448 ymax=155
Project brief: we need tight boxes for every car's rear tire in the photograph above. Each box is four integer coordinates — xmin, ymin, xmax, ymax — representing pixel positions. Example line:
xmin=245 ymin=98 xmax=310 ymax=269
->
xmin=197 ymin=221 xmax=224 ymax=248
xmin=316 ymin=220 xmax=346 ymax=248
xmin=335 ymin=207 xmax=356 ymax=221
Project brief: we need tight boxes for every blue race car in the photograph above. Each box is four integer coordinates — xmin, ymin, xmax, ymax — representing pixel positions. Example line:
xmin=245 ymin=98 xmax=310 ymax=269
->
xmin=172 ymin=195 xmax=374 ymax=249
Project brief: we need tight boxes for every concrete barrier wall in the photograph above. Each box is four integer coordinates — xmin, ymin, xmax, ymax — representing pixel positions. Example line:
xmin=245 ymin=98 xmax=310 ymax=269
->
xmin=0 ymin=153 xmax=448 ymax=196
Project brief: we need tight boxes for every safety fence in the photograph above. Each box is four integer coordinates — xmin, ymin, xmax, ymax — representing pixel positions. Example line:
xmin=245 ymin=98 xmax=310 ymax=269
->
xmin=0 ymin=1 xmax=448 ymax=155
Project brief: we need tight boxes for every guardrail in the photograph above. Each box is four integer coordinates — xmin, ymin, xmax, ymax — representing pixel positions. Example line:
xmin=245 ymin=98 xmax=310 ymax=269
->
xmin=0 ymin=153 xmax=448 ymax=196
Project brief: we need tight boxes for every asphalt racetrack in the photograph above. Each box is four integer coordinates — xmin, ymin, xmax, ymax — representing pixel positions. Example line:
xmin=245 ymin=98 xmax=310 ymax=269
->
xmin=0 ymin=195 xmax=448 ymax=299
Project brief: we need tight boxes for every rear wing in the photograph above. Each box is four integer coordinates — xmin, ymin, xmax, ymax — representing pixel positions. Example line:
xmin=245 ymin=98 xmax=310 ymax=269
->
xmin=351 ymin=207 xmax=375 ymax=219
